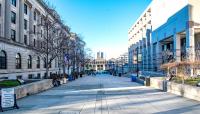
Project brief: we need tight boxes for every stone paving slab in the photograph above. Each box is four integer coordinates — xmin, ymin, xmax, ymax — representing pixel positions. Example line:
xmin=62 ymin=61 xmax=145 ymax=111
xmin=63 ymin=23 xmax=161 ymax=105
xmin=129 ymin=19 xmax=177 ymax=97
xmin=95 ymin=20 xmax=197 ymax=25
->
xmin=1 ymin=74 xmax=200 ymax=114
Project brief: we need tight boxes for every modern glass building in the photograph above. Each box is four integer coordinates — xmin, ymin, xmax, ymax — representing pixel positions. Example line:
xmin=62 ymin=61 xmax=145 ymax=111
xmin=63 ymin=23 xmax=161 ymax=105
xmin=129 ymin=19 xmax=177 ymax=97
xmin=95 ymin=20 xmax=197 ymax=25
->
xmin=128 ymin=0 xmax=200 ymax=75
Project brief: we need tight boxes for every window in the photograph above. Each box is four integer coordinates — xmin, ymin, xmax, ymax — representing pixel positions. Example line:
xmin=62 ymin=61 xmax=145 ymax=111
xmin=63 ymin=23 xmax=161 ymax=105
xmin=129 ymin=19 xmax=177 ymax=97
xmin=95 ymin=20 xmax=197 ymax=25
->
xmin=11 ymin=29 xmax=16 ymax=41
xmin=37 ymin=57 xmax=40 ymax=68
xmin=27 ymin=55 xmax=32 ymax=69
xmin=40 ymin=42 xmax=43 ymax=49
xmin=37 ymin=73 xmax=41 ymax=79
xmin=44 ymin=73 xmax=47 ymax=78
xmin=34 ymin=11 xmax=36 ymax=21
xmin=16 ymin=53 xmax=21 ymax=69
xmin=44 ymin=58 xmax=47 ymax=68
xmin=16 ymin=75 xmax=22 ymax=79
xmin=24 ymin=35 xmax=27 ymax=45
xmin=41 ymin=30 xmax=42 ymax=37
xmin=0 ymin=50 xmax=6 ymax=69
xmin=0 ymin=24 xmax=1 ymax=37
xmin=24 ymin=19 xmax=27 ymax=30
xmin=34 ymin=39 xmax=36 ymax=47
xmin=11 ymin=11 xmax=16 ymax=24
xmin=0 ymin=4 xmax=2 ymax=17
xmin=33 ymin=25 xmax=36 ymax=34
xmin=24 ymin=4 xmax=27 ymax=14
xmin=11 ymin=0 xmax=17 ymax=7
xmin=28 ymin=74 xmax=33 ymax=79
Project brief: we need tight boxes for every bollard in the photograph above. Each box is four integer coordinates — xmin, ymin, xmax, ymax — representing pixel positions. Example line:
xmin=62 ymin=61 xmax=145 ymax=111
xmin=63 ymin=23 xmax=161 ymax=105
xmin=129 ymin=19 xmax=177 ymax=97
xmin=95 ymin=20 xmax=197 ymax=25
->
xmin=145 ymin=76 xmax=150 ymax=86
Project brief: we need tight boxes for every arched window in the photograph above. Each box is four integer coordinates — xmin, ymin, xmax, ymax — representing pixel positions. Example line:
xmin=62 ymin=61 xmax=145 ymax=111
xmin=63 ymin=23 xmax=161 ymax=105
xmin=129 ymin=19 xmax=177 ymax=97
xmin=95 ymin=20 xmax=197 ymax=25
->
xmin=37 ymin=56 xmax=40 ymax=68
xmin=16 ymin=53 xmax=21 ymax=69
xmin=0 ymin=50 xmax=7 ymax=69
xmin=27 ymin=55 xmax=32 ymax=69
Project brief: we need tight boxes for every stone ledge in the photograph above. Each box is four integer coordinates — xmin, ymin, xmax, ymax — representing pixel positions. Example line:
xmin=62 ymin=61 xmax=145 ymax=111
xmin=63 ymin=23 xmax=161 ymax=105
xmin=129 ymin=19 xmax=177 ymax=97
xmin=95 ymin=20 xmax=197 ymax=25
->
xmin=167 ymin=82 xmax=200 ymax=101
xmin=14 ymin=79 xmax=54 ymax=99
xmin=150 ymin=77 xmax=200 ymax=101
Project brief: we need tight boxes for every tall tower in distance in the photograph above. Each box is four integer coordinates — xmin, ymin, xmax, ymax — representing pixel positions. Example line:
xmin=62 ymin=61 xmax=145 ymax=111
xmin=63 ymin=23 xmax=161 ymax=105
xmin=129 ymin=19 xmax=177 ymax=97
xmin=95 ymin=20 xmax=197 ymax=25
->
xmin=101 ymin=52 xmax=104 ymax=59
xmin=97 ymin=51 xmax=104 ymax=59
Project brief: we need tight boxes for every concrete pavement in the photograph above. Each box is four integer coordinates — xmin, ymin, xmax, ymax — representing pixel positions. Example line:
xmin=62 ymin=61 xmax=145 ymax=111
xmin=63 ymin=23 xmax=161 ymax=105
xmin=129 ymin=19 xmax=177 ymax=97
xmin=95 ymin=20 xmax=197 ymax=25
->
xmin=2 ymin=74 xmax=200 ymax=114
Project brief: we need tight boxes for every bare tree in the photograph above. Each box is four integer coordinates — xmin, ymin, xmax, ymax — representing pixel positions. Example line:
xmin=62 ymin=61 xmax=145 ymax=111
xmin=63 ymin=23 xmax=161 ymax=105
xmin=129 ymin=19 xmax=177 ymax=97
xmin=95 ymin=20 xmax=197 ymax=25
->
xmin=31 ymin=5 xmax=68 ymax=78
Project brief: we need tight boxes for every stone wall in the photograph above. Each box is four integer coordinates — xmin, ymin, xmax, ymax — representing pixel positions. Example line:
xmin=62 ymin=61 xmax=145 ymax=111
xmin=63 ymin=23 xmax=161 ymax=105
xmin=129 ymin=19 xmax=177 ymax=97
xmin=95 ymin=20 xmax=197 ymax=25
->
xmin=14 ymin=79 xmax=53 ymax=99
xmin=150 ymin=77 xmax=200 ymax=101
xmin=150 ymin=77 xmax=165 ymax=90
xmin=167 ymin=82 xmax=200 ymax=101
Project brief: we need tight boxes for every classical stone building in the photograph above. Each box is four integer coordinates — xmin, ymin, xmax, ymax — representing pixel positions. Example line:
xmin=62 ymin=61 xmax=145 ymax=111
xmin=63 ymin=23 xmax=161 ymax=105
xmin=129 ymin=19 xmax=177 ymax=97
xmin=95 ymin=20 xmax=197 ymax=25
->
xmin=0 ymin=0 xmax=68 ymax=79
xmin=86 ymin=52 xmax=107 ymax=71
xmin=128 ymin=0 xmax=200 ymax=75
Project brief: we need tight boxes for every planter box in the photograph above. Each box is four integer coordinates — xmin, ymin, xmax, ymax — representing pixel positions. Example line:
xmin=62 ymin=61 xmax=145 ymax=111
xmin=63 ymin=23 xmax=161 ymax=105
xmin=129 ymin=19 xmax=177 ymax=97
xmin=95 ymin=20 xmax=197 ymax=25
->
xmin=14 ymin=79 xmax=53 ymax=99
xmin=150 ymin=77 xmax=166 ymax=91
xmin=167 ymin=82 xmax=200 ymax=101
xmin=150 ymin=77 xmax=200 ymax=101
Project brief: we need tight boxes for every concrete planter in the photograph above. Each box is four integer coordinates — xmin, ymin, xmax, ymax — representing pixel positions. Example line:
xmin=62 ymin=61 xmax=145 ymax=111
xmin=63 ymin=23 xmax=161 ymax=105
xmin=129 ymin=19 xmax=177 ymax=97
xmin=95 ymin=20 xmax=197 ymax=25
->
xmin=150 ymin=77 xmax=166 ymax=91
xmin=167 ymin=82 xmax=200 ymax=101
xmin=150 ymin=77 xmax=200 ymax=101
xmin=14 ymin=79 xmax=53 ymax=99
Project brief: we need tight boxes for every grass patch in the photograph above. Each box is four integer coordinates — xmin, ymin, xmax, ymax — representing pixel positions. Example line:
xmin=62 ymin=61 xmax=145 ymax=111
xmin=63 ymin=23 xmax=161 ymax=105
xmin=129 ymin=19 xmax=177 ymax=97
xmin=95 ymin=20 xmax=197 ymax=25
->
xmin=0 ymin=80 xmax=21 ymax=88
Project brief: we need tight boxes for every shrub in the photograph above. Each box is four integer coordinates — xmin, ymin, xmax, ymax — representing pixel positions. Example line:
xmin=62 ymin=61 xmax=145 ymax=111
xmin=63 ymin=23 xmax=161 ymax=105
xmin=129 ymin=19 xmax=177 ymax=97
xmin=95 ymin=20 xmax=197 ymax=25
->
xmin=0 ymin=80 xmax=21 ymax=87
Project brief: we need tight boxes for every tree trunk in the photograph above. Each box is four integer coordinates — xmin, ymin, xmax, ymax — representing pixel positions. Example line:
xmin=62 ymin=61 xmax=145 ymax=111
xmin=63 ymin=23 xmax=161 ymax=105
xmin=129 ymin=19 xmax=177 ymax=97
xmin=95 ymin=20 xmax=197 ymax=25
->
xmin=62 ymin=49 xmax=66 ymax=77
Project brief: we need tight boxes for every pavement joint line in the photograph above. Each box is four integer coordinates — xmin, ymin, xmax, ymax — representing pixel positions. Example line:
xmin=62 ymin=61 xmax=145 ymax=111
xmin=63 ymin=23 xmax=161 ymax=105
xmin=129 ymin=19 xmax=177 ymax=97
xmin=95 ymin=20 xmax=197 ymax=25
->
xmin=105 ymin=93 xmax=109 ymax=114
xmin=78 ymin=101 xmax=85 ymax=114
xmin=58 ymin=110 xmax=62 ymax=114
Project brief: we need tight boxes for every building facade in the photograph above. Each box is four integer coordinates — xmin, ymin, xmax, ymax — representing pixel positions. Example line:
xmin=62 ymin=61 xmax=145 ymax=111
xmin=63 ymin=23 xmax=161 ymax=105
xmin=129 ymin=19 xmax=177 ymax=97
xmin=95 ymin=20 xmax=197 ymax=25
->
xmin=0 ymin=0 xmax=68 ymax=79
xmin=128 ymin=0 xmax=200 ymax=75
xmin=86 ymin=52 xmax=107 ymax=71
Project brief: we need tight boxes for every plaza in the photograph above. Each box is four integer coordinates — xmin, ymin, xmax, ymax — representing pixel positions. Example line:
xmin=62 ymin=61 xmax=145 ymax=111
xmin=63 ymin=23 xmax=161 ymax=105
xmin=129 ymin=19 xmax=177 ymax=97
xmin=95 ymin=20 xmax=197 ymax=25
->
xmin=2 ymin=75 xmax=200 ymax=114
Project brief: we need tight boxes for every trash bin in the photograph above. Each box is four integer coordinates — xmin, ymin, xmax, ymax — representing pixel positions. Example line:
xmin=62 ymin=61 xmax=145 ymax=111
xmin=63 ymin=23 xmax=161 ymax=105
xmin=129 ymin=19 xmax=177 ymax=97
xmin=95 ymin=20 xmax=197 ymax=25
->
xmin=68 ymin=75 xmax=73 ymax=81
xmin=131 ymin=75 xmax=137 ymax=82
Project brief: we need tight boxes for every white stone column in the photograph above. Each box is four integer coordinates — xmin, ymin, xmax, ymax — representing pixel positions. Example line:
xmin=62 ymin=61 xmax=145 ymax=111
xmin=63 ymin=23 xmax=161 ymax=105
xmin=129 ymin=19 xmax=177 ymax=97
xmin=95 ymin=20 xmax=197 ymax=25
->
xmin=186 ymin=26 xmax=195 ymax=61
xmin=186 ymin=24 xmax=195 ymax=76
xmin=173 ymin=34 xmax=181 ymax=62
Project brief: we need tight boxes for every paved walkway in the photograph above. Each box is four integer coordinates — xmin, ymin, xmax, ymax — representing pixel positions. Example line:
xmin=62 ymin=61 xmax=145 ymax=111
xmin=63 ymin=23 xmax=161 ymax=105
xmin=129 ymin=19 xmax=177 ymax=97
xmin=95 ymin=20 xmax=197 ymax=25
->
xmin=2 ymin=74 xmax=200 ymax=114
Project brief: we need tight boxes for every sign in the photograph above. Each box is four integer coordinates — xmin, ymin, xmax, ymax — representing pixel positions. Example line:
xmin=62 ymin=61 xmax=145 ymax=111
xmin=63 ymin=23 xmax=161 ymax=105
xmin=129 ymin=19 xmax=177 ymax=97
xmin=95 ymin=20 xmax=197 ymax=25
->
xmin=1 ymin=88 xmax=14 ymax=108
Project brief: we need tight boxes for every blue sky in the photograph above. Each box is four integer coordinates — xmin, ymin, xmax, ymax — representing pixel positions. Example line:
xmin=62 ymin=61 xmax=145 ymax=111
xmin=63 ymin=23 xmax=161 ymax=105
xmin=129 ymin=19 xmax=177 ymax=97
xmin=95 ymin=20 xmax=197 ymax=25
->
xmin=47 ymin=0 xmax=152 ymax=59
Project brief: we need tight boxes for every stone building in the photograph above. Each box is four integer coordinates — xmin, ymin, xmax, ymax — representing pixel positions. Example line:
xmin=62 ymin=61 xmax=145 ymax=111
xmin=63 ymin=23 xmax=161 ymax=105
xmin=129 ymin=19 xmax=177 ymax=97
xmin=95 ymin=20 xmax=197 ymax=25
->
xmin=86 ymin=52 xmax=107 ymax=71
xmin=128 ymin=0 xmax=200 ymax=75
xmin=0 ymin=0 xmax=69 ymax=79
